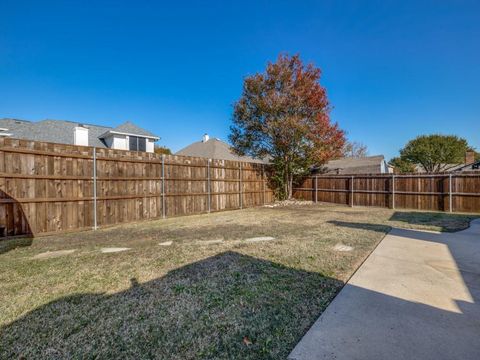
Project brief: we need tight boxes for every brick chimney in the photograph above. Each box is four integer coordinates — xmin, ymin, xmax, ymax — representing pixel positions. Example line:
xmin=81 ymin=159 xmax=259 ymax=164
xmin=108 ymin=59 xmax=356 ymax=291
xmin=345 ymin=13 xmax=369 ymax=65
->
xmin=465 ymin=150 xmax=475 ymax=164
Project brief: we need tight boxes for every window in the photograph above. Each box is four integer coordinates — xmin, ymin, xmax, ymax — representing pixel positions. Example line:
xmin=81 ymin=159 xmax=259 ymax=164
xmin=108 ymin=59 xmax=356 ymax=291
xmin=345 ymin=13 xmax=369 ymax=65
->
xmin=129 ymin=136 xmax=146 ymax=151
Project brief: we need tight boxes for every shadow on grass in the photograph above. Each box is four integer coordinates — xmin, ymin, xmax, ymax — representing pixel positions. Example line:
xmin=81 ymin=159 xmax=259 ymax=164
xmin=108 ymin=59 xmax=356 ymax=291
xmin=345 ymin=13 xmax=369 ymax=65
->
xmin=327 ymin=220 xmax=390 ymax=233
xmin=328 ymin=212 xmax=477 ymax=233
xmin=389 ymin=211 xmax=478 ymax=232
xmin=3 ymin=219 xmax=480 ymax=359
xmin=0 ymin=251 xmax=342 ymax=360
xmin=0 ymin=236 xmax=33 ymax=255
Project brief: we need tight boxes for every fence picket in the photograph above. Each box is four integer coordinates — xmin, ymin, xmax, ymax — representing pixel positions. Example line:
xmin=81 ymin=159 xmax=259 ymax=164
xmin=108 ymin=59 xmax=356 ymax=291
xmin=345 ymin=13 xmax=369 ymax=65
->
xmin=0 ymin=138 xmax=274 ymax=237
xmin=293 ymin=174 xmax=480 ymax=213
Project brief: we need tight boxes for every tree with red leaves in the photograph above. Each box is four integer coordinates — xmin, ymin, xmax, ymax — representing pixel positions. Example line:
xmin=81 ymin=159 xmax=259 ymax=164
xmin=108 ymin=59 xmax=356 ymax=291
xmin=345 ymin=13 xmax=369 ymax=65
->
xmin=230 ymin=54 xmax=345 ymax=199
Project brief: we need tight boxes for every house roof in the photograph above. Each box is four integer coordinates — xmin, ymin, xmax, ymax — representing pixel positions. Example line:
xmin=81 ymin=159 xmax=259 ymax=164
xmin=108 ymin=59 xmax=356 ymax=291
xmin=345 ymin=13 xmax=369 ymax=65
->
xmin=175 ymin=138 xmax=267 ymax=163
xmin=316 ymin=155 xmax=387 ymax=174
xmin=103 ymin=121 xmax=159 ymax=139
xmin=449 ymin=161 xmax=480 ymax=172
xmin=0 ymin=118 xmax=159 ymax=147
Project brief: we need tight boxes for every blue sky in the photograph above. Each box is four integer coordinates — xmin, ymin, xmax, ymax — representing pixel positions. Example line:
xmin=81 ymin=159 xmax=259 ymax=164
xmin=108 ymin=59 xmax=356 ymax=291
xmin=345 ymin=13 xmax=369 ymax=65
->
xmin=1 ymin=0 xmax=479 ymax=159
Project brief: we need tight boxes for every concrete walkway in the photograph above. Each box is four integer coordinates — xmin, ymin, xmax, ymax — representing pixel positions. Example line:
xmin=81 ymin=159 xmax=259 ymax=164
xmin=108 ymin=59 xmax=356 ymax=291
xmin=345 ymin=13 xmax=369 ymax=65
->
xmin=290 ymin=219 xmax=480 ymax=360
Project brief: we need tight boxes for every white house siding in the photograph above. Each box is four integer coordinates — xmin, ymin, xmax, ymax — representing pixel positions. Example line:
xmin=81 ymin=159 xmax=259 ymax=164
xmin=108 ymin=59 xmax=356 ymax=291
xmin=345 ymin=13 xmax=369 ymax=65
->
xmin=79 ymin=132 xmax=154 ymax=153
xmin=73 ymin=127 xmax=89 ymax=146
xmin=113 ymin=135 xmax=128 ymax=150
xmin=103 ymin=134 xmax=128 ymax=150
xmin=146 ymin=138 xmax=154 ymax=152
xmin=380 ymin=160 xmax=386 ymax=173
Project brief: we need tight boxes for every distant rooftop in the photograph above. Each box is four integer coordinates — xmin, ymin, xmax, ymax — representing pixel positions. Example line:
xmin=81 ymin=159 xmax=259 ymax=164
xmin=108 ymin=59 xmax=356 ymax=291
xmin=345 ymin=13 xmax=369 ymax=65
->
xmin=314 ymin=155 xmax=391 ymax=175
xmin=175 ymin=134 xmax=267 ymax=163
xmin=0 ymin=118 xmax=158 ymax=148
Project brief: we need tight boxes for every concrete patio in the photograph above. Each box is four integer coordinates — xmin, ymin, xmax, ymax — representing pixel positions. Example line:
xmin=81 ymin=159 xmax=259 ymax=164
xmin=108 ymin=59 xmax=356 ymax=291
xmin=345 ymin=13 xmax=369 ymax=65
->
xmin=290 ymin=219 xmax=480 ymax=360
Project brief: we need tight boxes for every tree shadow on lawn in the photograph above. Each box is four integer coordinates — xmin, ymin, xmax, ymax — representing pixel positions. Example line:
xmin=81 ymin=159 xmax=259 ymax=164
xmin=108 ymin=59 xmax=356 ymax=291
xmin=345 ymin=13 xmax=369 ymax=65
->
xmin=0 ymin=236 xmax=33 ymax=255
xmin=0 ymin=251 xmax=342 ymax=360
xmin=329 ymin=211 xmax=477 ymax=233
xmin=4 ymin=226 xmax=480 ymax=359
xmin=327 ymin=220 xmax=390 ymax=233
xmin=389 ymin=211 xmax=478 ymax=232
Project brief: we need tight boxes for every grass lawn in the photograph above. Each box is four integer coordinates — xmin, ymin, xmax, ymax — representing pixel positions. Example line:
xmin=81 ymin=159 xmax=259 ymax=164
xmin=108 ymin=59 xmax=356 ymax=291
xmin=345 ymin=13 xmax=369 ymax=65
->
xmin=0 ymin=204 xmax=477 ymax=359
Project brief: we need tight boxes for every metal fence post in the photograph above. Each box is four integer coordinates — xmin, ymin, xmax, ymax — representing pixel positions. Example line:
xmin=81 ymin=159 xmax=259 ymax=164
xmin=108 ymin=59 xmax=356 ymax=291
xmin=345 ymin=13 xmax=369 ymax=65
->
xmin=162 ymin=154 xmax=166 ymax=219
xmin=239 ymin=163 xmax=243 ymax=209
xmin=449 ymin=173 xmax=453 ymax=213
xmin=207 ymin=159 xmax=211 ymax=213
xmin=392 ymin=174 xmax=395 ymax=209
xmin=350 ymin=176 xmax=354 ymax=207
xmin=93 ymin=147 xmax=97 ymax=230
xmin=315 ymin=176 xmax=318 ymax=203
xmin=262 ymin=164 xmax=266 ymax=205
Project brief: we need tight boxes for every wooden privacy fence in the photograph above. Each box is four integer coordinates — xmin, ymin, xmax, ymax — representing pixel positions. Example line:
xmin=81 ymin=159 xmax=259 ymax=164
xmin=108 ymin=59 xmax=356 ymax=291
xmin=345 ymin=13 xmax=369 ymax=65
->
xmin=0 ymin=138 xmax=274 ymax=237
xmin=293 ymin=174 xmax=480 ymax=213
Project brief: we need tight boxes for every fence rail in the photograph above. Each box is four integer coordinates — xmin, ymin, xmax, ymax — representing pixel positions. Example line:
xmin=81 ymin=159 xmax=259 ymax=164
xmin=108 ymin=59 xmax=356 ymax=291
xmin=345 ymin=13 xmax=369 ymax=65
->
xmin=293 ymin=174 xmax=480 ymax=213
xmin=0 ymin=138 xmax=274 ymax=237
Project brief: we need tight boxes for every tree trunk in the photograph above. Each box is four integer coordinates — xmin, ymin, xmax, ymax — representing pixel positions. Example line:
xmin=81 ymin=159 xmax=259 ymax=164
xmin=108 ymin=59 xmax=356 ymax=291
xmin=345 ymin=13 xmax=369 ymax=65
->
xmin=288 ymin=173 xmax=293 ymax=199
xmin=282 ymin=156 xmax=290 ymax=200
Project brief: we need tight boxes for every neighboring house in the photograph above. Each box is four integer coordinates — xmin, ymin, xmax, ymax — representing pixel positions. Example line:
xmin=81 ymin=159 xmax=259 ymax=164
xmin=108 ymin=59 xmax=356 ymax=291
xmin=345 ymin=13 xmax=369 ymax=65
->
xmin=312 ymin=155 xmax=393 ymax=175
xmin=414 ymin=151 xmax=480 ymax=173
xmin=452 ymin=161 xmax=480 ymax=172
xmin=0 ymin=118 xmax=159 ymax=152
xmin=175 ymin=134 xmax=267 ymax=163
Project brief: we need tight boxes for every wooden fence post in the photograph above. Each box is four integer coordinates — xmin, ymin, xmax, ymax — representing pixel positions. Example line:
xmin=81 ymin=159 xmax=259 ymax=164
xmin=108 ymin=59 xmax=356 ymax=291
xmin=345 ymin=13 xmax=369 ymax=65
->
xmin=93 ymin=147 xmax=97 ymax=230
xmin=207 ymin=159 xmax=211 ymax=213
xmin=449 ymin=173 xmax=453 ymax=213
xmin=391 ymin=174 xmax=395 ymax=209
xmin=239 ymin=163 xmax=243 ymax=209
xmin=162 ymin=154 xmax=166 ymax=219
xmin=314 ymin=176 xmax=318 ymax=203
xmin=262 ymin=164 xmax=266 ymax=205
xmin=350 ymin=176 xmax=354 ymax=207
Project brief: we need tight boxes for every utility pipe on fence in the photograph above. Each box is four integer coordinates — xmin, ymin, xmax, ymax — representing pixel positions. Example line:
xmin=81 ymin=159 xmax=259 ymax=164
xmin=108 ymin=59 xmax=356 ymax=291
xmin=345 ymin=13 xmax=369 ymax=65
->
xmin=262 ymin=164 xmax=266 ymax=205
xmin=162 ymin=154 xmax=166 ymax=219
xmin=392 ymin=174 xmax=395 ymax=209
xmin=93 ymin=147 xmax=97 ymax=230
xmin=239 ymin=163 xmax=243 ymax=209
xmin=207 ymin=159 xmax=211 ymax=213
xmin=350 ymin=176 xmax=354 ymax=207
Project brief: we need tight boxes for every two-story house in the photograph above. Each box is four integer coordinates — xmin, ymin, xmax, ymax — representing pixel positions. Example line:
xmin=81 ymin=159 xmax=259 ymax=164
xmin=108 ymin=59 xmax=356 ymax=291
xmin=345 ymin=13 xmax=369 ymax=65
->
xmin=0 ymin=118 xmax=159 ymax=152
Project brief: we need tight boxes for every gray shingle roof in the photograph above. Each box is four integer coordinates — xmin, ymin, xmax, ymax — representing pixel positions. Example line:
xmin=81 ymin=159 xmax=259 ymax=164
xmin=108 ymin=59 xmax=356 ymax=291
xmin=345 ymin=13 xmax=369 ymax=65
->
xmin=175 ymin=138 xmax=267 ymax=163
xmin=0 ymin=118 xmax=158 ymax=147
xmin=315 ymin=155 xmax=387 ymax=174
xmin=111 ymin=121 xmax=158 ymax=138
xmin=416 ymin=162 xmax=480 ymax=173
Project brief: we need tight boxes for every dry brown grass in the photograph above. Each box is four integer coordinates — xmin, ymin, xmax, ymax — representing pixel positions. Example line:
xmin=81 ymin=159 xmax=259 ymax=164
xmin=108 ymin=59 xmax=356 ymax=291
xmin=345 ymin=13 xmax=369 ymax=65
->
xmin=0 ymin=204 xmax=476 ymax=359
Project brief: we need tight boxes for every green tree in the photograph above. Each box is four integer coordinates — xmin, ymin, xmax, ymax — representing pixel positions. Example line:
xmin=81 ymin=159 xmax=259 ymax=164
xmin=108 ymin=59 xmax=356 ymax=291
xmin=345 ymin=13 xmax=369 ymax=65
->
xmin=230 ymin=54 xmax=346 ymax=199
xmin=399 ymin=134 xmax=469 ymax=173
xmin=388 ymin=156 xmax=415 ymax=173
xmin=154 ymin=145 xmax=172 ymax=155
